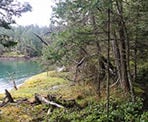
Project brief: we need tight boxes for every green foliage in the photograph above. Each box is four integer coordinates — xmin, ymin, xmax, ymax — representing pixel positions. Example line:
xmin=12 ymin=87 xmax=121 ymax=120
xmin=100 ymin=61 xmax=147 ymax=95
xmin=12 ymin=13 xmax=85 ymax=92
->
xmin=137 ymin=62 xmax=148 ymax=83
xmin=139 ymin=112 xmax=148 ymax=122
xmin=0 ymin=34 xmax=17 ymax=48
xmin=46 ymin=97 xmax=147 ymax=122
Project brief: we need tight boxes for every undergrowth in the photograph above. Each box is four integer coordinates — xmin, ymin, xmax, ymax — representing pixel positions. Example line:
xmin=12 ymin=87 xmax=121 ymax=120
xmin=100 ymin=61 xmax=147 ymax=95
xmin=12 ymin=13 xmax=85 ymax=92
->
xmin=0 ymin=71 xmax=147 ymax=122
xmin=46 ymin=97 xmax=148 ymax=122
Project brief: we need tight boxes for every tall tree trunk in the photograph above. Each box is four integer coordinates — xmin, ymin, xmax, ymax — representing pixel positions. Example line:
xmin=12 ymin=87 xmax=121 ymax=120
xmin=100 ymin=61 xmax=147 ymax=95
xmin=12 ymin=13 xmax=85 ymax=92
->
xmin=96 ymin=42 xmax=101 ymax=96
xmin=112 ymin=30 xmax=121 ymax=84
xmin=119 ymin=26 xmax=130 ymax=92
xmin=134 ymin=6 xmax=139 ymax=82
xmin=107 ymin=3 xmax=111 ymax=119
xmin=91 ymin=11 xmax=102 ymax=96
xmin=117 ymin=3 xmax=135 ymax=100
xmin=116 ymin=0 xmax=130 ymax=92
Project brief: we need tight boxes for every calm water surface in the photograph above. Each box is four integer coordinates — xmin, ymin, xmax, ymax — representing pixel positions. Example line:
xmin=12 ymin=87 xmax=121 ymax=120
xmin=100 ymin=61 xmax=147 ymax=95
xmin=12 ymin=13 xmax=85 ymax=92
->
xmin=0 ymin=60 xmax=42 ymax=93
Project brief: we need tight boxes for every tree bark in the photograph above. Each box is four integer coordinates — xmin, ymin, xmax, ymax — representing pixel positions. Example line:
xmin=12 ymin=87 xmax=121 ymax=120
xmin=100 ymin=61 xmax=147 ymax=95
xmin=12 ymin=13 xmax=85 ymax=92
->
xmin=116 ymin=0 xmax=130 ymax=92
xmin=107 ymin=4 xmax=111 ymax=119
xmin=91 ymin=11 xmax=102 ymax=96
xmin=112 ymin=30 xmax=121 ymax=83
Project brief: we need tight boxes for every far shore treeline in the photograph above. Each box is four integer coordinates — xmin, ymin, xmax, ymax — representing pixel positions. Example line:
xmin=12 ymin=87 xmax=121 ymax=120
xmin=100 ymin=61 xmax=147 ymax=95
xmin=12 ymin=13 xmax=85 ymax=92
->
xmin=0 ymin=25 xmax=49 ymax=58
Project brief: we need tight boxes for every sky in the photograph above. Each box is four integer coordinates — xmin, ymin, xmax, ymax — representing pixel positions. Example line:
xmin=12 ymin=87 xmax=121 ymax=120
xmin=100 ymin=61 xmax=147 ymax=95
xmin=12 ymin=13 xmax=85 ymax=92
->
xmin=15 ymin=0 xmax=54 ymax=27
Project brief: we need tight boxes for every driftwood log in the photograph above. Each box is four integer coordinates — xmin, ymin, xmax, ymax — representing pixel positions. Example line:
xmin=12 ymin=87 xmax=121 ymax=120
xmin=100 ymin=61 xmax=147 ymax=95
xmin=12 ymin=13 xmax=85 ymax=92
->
xmin=34 ymin=93 xmax=81 ymax=108
xmin=47 ymin=94 xmax=81 ymax=108
xmin=0 ymin=90 xmax=80 ymax=113
xmin=34 ymin=93 xmax=64 ymax=108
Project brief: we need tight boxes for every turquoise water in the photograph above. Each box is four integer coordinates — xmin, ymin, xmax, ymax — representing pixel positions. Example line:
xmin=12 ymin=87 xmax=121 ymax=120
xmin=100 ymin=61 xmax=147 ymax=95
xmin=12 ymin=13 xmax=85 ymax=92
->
xmin=0 ymin=60 xmax=42 ymax=93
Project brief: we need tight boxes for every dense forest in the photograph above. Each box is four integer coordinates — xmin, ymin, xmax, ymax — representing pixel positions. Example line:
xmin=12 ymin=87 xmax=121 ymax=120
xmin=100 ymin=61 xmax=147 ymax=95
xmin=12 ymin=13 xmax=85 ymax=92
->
xmin=0 ymin=0 xmax=148 ymax=121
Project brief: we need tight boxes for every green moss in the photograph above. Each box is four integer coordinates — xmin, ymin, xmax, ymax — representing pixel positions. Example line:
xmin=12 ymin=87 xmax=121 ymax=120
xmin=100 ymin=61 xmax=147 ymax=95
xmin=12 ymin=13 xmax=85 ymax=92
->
xmin=0 ymin=105 xmax=32 ymax=122
xmin=10 ymin=71 xmax=69 ymax=98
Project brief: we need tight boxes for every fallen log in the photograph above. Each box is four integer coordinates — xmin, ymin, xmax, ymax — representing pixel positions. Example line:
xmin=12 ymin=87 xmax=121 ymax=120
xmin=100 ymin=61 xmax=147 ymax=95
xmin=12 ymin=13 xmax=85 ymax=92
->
xmin=34 ymin=93 xmax=64 ymax=108
xmin=47 ymin=94 xmax=81 ymax=108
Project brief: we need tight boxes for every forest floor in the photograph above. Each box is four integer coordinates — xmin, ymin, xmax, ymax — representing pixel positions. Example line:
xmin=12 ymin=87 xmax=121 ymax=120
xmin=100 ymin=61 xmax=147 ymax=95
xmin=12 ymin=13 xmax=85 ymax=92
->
xmin=0 ymin=71 xmax=147 ymax=122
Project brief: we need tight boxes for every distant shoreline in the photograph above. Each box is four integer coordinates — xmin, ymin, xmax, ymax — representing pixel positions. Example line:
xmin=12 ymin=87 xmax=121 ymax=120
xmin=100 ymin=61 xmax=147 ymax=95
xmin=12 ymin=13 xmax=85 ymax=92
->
xmin=0 ymin=77 xmax=28 ymax=94
xmin=0 ymin=56 xmax=31 ymax=61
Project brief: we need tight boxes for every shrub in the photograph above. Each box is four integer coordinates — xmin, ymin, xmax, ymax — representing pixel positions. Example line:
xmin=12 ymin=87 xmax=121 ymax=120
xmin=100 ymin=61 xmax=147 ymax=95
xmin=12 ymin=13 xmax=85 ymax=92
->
xmin=137 ymin=62 xmax=148 ymax=83
xmin=45 ymin=97 xmax=147 ymax=122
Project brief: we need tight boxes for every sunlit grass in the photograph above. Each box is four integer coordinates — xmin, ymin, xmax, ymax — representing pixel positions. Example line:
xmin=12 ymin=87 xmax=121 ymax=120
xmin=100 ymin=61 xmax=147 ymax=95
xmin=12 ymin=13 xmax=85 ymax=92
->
xmin=11 ymin=71 xmax=69 ymax=98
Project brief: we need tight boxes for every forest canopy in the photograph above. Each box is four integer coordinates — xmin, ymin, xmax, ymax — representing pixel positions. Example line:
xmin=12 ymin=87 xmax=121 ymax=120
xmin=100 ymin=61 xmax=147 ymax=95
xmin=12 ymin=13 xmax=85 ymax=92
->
xmin=41 ymin=0 xmax=148 ymax=93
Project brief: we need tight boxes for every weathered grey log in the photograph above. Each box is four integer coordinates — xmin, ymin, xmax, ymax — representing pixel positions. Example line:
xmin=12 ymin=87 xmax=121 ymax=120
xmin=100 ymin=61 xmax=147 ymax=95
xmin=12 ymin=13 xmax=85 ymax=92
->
xmin=34 ymin=93 xmax=64 ymax=108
